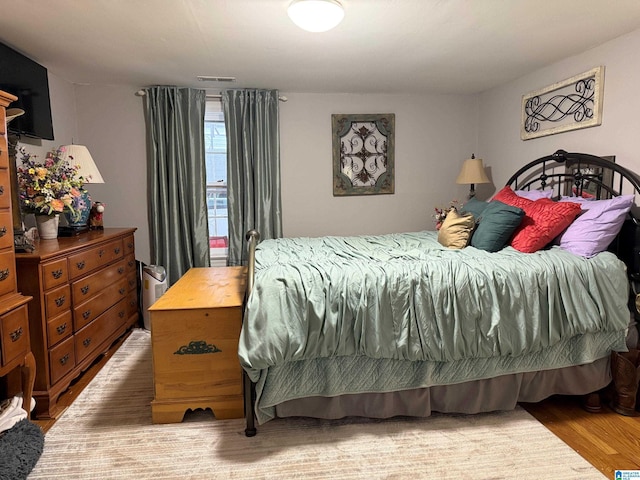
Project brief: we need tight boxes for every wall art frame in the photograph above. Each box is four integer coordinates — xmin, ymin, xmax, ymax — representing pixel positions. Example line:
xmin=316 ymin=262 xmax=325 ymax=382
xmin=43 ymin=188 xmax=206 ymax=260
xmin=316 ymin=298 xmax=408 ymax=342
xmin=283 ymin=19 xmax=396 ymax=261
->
xmin=521 ymin=66 xmax=605 ymax=141
xmin=332 ymin=113 xmax=395 ymax=196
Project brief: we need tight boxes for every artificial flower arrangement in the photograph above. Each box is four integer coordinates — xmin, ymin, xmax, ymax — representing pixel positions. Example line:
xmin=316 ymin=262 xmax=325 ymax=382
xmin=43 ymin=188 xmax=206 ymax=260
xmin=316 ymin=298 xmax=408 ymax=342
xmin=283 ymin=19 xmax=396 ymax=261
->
xmin=17 ymin=146 xmax=87 ymax=220
xmin=433 ymin=200 xmax=461 ymax=230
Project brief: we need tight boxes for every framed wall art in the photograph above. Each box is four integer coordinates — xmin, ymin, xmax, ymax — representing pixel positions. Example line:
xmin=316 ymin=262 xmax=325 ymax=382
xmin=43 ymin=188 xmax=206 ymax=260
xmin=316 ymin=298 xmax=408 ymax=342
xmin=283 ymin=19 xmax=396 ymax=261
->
xmin=332 ymin=113 xmax=395 ymax=196
xmin=521 ymin=66 xmax=605 ymax=141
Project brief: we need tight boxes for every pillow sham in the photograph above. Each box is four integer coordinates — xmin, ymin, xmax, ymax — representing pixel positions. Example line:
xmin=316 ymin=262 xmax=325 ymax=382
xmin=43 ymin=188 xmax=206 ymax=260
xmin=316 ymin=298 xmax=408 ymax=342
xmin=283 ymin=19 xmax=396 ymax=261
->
xmin=555 ymin=194 xmax=634 ymax=257
xmin=460 ymin=197 xmax=488 ymax=218
xmin=437 ymin=209 xmax=475 ymax=249
xmin=514 ymin=189 xmax=554 ymax=200
xmin=493 ymin=186 xmax=582 ymax=253
xmin=470 ymin=200 xmax=525 ymax=252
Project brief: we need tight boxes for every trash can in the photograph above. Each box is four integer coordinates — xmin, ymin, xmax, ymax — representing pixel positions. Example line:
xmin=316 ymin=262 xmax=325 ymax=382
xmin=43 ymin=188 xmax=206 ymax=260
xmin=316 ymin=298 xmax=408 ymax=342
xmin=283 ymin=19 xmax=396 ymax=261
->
xmin=142 ymin=265 xmax=168 ymax=330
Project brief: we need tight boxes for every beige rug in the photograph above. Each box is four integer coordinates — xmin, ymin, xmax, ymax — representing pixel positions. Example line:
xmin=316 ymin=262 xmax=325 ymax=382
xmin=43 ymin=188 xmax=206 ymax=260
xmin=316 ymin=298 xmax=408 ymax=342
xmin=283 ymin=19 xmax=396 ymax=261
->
xmin=29 ymin=329 xmax=605 ymax=479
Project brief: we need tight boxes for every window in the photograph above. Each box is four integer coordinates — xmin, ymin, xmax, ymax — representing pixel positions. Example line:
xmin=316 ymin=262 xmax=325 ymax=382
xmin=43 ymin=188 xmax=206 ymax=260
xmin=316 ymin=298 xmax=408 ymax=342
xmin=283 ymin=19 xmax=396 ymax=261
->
xmin=204 ymin=102 xmax=228 ymax=264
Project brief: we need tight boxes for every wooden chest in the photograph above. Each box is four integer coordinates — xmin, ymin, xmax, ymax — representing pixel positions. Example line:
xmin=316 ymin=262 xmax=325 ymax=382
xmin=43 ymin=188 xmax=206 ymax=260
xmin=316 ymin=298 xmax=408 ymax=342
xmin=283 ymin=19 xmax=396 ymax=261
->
xmin=149 ymin=266 xmax=246 ymax=423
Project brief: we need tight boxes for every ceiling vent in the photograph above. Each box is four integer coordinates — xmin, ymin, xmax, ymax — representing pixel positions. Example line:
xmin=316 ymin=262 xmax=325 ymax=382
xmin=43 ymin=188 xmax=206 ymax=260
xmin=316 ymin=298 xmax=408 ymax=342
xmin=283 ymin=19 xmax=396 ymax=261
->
xmin=197 ymin=76 xmax=236 ymax=82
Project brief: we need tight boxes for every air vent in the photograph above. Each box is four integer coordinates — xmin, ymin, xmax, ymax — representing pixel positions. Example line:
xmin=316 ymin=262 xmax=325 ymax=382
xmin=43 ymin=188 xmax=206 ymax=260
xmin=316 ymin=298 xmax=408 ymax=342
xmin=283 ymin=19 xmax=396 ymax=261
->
xmin=197 ymin=76 xmax=236 ymax=82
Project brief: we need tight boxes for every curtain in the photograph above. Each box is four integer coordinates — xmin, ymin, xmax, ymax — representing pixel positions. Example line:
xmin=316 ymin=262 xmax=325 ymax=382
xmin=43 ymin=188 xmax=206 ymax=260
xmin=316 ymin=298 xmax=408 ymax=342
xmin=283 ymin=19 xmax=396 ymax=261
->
xmin=222 ymin=89 xmax=282 ymax=266
xmin=143 ymin=86 xmax=210 ymax=286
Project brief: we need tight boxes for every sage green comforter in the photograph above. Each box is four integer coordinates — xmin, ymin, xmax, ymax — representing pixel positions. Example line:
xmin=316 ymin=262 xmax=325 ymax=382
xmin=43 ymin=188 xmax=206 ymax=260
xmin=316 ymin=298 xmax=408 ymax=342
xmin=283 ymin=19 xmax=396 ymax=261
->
xmin=238 ymin=231 xmax=629 ymax=423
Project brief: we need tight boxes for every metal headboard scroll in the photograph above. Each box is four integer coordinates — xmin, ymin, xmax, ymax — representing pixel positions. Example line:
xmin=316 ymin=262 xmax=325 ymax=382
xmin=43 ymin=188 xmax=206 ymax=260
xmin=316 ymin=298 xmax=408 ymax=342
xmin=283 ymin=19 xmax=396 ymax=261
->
xmin=507 ymin=150 xmax=640 ymax=320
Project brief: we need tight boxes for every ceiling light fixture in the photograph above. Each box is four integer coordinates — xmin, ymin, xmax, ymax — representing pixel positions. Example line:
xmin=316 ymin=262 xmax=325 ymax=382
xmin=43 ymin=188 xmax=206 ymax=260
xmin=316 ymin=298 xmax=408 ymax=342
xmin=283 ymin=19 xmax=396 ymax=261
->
xmin=287 ymin=0 xmax=345 ymax=33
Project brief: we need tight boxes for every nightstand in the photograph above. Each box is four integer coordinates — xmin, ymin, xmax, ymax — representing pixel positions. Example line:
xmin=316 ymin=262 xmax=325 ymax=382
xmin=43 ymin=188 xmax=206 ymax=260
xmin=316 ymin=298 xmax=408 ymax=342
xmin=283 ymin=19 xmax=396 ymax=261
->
xmin=149 ymin=267 xmax=246 ymax=423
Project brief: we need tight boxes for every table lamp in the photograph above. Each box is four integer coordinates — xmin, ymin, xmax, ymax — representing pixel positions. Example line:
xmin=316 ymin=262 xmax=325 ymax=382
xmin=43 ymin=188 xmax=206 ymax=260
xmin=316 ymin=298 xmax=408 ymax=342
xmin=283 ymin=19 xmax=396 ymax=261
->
xmin=59 ymin=144 xmax=104 ymax=235
xmin=456 ymin=154 xmax=490 ymax=198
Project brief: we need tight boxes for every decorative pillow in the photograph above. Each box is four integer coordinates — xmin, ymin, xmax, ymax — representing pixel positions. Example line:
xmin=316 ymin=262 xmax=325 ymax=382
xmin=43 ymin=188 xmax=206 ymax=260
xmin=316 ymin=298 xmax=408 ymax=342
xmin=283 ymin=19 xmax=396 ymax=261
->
xmin=460 ymin=197 xmax=488 ymax=218
xmin=437 ymin=209 xmax=475 ymax=249
xmin=514 ymin=189 xmax=554 ymax=200
xmin=555 ymin=194 xmax=634 ymax=257
xmin=470 ymin=200 xmax=525 ymax=252
xmin=493 ymin=186 xmax=582 ymax=253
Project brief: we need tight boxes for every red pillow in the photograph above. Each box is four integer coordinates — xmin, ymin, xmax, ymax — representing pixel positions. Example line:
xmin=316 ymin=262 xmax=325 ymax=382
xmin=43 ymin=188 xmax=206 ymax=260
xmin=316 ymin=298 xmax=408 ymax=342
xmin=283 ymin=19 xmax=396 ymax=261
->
xmin=493 ymin=186 xmax=582 ymax=253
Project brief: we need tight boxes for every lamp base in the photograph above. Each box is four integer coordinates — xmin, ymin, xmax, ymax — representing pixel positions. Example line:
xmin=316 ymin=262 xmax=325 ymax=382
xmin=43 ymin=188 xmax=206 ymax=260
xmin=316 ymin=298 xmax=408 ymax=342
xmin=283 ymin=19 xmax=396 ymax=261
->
xmin=58 ymin=225 xmax=90 ymax=236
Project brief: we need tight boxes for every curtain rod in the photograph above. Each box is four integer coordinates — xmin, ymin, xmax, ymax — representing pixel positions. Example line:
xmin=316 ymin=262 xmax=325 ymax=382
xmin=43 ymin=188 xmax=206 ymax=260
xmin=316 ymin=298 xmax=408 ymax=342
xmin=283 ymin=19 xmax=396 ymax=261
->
xmin=134 ymin=90 xmax=287 ymax=102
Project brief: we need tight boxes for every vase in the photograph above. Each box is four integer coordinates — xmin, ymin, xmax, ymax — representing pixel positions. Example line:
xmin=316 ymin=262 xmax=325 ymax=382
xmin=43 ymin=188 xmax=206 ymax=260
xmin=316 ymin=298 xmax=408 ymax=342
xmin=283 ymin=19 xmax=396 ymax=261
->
xmin=35 ymin=214 xmax=60 ymax=240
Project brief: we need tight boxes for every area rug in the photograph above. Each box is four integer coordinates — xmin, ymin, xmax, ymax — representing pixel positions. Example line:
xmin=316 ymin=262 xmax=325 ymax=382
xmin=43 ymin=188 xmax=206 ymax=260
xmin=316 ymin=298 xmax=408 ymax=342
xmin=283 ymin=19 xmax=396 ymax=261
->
xmin=29 ymin=329 xmax=605 ymax=479
xmin=0 ymin=418 xmax=44 ymax=480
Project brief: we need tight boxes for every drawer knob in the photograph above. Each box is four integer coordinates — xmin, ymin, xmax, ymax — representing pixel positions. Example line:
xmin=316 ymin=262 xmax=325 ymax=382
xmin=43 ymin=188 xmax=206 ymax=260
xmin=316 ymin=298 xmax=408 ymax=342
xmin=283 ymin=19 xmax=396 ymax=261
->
xmin=174 ymin=340 xmax=222 ymax=355
xmin=82 ymin=310 xmax=91 ymax=320
xmin=127 ymin=242 xmax=133 ymax=249
xmin=0 ymin=185 xmax=4 ymax=195
xmin=83 ymin=337 xmax=92 ymax=347
xmin=59 ymin=354 xmax=70 ymax=365
xmin=114 ymin=247 xmax=121 ymax=254
xmin=81 ymin=285 xmax=90 ymax=295
xmin=119 ymin=287 xmax=126 ymax=295
xmin=128 ymin=260 xmax=134 ymax=268
xmin=56 ymin=323 xmax=67 ymax=335
xmin=128 ymin=280 xmax=135 ymax=288
xmin=117 ymin=267 xmax=125 ymax=274
xmin=55 ymin=295 xmax=66 ymax=307
xmin=76 ymin=260 xmax=85 ymax=270
xmin=52 ymin=269 xmax=63 ymax=279
xmin=10 ymin=327 xmax=23 ymax=342
xmin=0 ymin=226 xmax=6 ymax=237
xmin=98 ymin=249 xmax=105 ymax=257
xmin=118 ymin=310 xmax=125 ymax=318
xmin=0 ymin=268 xmax=9 ymax=281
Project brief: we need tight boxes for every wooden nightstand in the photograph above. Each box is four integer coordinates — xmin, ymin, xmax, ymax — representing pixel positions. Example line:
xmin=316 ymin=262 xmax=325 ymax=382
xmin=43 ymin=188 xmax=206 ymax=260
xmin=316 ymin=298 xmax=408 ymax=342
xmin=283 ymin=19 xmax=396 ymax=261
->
xmin=149 ymin=266 xmax=246 ymax=423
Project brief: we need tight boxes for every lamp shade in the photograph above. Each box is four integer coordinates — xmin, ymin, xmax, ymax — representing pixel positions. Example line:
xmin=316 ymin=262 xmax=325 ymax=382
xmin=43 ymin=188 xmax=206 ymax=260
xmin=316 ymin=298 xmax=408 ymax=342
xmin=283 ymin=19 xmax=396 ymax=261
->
xmin=59 ymin=145 xmax=104 ymax=184
xmin=456 ymin=156 xmax=490 ymax=185
xmin=288 ymin=0 xmax=345 ymax=32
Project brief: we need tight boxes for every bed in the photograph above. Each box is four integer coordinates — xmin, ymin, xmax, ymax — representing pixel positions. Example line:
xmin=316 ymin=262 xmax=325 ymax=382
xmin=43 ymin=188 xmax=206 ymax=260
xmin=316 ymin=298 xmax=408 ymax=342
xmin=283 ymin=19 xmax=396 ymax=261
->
xmin=238 ymin=150 xmax=640 ymax=436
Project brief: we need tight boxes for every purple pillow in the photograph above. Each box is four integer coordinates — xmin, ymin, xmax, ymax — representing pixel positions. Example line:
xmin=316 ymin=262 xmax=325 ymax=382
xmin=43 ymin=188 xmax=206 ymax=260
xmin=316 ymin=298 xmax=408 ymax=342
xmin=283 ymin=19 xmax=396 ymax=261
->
xmin=556 ymin=195 xmax=634 ymax=257
xmin=514 ymin=189 xmax=554 ymax=200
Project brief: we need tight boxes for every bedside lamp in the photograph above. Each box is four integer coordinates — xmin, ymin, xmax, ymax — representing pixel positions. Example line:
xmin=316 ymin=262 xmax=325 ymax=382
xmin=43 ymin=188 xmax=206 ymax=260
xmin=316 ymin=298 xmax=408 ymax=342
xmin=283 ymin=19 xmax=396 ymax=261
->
xmin=59 ymin=145 xmax=104 ymax=235
xmin=456 ymin=154 xmax=490 ymax=198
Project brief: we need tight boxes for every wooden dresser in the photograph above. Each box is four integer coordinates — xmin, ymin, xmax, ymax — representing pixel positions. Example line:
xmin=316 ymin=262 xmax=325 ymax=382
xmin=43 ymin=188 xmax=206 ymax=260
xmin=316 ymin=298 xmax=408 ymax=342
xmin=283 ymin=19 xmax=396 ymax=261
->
xmin=149 ymin=267 xmax=246 ymax=423
xmin=0 ymin=90 xmax=35 ymax=417
xmin=15 ymin=227 xmax=138 ymax=418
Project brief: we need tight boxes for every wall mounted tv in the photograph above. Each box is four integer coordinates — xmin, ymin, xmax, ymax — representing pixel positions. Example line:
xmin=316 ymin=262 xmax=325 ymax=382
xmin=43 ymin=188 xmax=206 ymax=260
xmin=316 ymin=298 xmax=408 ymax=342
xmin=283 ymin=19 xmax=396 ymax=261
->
xmin=0 ymin=42 xmax=54 ymax=140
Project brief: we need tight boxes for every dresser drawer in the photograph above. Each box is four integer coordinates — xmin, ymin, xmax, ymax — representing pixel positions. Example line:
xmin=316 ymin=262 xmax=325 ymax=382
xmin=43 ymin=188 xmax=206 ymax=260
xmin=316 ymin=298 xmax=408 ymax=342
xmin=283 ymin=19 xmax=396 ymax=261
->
xmin=0 ymin=249 xmax=16 ymax=297
xmin=42 ymin=258 xmax=69 ymax=290
xmin=75 ymin=298 xmax=127 ymax=364
xmin=49 ymin=336 xmax=75 ymax=385
xmin=68 ymin=239 xmax=124 ymax=280
xmin=0 ymin=168 xmax=10 ymax=209
xmin=44 ymin=284 xmax=71 ymax=319
xmin=0 ymin=135 xmax=7 ymax=168
xmin=0 ymin=304 xmax=29 ymax=367
xmin=71 ymin=258 xmax=127 ymax=303
xmin=47 ymin=310 xmax=73 ymax=348
xmin=0 ymin=210 xmax=12 ymax=250
xmin=123 ymin=234 xmax=135 ymax=256
xmin=73 ymin=277 xmax=128 ymax=331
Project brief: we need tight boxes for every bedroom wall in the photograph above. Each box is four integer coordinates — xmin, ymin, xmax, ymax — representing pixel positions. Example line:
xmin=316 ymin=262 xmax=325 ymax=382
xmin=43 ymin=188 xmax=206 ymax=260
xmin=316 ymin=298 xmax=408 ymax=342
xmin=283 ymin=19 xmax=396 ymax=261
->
xmin=279 ymin=93 xmax=478 ymax=238
xmin=478 ymin=28 xmax=640 ymax=189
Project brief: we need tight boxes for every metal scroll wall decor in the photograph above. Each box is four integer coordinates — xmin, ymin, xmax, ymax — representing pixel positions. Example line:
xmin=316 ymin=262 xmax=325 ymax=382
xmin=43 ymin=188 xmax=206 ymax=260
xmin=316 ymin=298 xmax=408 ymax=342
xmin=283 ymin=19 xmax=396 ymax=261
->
xmin=332 ymin=113 xmax=395 ymax=196
xmin=521 ymin=66 xmax=604 ymax=140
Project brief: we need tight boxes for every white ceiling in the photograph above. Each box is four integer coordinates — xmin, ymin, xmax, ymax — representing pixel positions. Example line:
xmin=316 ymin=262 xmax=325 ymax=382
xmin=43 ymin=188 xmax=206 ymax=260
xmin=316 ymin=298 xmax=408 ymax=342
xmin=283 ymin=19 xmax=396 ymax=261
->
xmin=2 ymin=0 xmax=640 ymax=95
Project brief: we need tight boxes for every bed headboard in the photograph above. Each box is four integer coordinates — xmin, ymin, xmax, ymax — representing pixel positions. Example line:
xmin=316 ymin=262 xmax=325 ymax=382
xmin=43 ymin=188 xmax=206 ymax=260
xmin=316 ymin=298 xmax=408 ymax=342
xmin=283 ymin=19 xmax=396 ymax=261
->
xmin=506 ymin=149 xmax=640 ymax=320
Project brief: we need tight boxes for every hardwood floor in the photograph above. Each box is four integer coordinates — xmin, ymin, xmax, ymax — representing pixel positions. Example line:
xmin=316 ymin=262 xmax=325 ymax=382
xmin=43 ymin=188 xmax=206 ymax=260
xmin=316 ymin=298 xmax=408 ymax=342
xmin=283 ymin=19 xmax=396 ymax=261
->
xmin=31 ymin=334 xmax=640 ymax=478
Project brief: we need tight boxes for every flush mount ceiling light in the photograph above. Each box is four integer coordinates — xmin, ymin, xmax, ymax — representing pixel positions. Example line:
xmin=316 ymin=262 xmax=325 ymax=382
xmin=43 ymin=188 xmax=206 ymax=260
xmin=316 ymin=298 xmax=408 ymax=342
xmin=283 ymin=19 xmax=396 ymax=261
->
xmin=287 ymin=0 xmax=345 ymax=33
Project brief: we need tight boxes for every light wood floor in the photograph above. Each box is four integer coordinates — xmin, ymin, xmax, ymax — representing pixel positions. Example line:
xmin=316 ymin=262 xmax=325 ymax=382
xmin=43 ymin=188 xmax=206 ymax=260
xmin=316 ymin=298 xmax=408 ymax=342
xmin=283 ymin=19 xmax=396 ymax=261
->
xmin=32 ymin=334 xmax=640 ymax=478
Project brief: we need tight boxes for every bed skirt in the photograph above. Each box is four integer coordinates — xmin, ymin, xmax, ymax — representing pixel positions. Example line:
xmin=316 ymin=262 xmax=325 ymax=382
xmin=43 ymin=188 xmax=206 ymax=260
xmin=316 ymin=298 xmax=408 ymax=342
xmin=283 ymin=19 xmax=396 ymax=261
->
xmin=273 ymin=357 xmax=610 ymax=420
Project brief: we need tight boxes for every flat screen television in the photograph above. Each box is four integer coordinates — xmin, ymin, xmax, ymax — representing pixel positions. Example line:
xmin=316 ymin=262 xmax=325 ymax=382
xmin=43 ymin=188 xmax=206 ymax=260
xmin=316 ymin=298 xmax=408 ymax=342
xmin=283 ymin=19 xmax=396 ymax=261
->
xmin=0 ymin=42 xmax=54 ymax=140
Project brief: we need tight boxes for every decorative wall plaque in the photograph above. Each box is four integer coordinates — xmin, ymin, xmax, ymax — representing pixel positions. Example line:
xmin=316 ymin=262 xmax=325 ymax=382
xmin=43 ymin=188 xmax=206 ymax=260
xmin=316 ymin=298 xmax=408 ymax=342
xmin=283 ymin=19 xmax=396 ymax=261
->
xmin=332 ymin=113 xmax=395 ymax=196
xmin=521 ymin=66 xmax=604 ymax=140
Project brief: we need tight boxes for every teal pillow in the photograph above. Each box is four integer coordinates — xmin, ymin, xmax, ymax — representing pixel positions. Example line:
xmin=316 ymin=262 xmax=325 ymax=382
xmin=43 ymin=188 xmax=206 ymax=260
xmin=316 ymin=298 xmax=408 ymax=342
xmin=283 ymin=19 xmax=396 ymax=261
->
xmin=471 ymin=200 xmax=525 ymax=252
xmin=460 ymin=197 xmax=488 ymax=218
